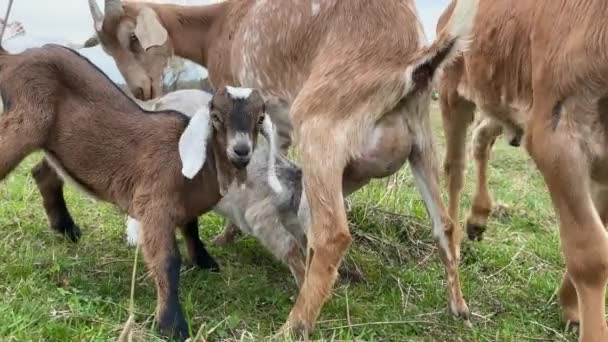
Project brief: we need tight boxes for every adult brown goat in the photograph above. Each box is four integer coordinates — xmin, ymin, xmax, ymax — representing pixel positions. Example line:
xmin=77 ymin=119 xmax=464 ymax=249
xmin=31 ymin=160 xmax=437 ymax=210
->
xmin=0 ymin=42 xmax=278 ymax=340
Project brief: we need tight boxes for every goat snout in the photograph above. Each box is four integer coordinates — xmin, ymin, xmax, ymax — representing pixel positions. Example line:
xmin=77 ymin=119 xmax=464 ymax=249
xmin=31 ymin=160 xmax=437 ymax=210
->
xmin=230 ymin=144 xmax=251 ymax=169
xmin=131 ymin=83 xmax=155 ymax=101
xmin=228 ymin=143 xmax=252 ymax=169
xmin=233 ymin=144 xmax=251 ymax=157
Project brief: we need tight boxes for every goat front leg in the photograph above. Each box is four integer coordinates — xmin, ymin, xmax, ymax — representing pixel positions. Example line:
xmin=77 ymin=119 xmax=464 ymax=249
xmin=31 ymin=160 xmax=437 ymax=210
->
xmin=410 ymin=141 xmax=469 ymax=324
xmin=466 ymin=117 xmax=502 ymax=241
xmin=211 ymin=221 xmax=242 ymax=246
xmin=140 ymin=213 xmax=189 ymax=340
xmin=283 ymin=124 xmax=352 ymax=336
xmin=179 ymin=218 xmax=220 ymax=272
xmin=32 ymin=158 xmax=81 ymax=242
xmin=245 ymin=200 xmax=306 ymax=287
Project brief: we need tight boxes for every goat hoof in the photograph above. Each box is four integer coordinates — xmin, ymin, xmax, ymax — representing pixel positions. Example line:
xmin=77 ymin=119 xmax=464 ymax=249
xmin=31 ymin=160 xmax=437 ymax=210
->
xmin=158 ymin=308 xmax=189 ymax=341
xmin=54 ymin=222 xmax=81 ymax=243
xmin=210 ymin=234 xmax=234 ymax=247
xmin=465 ymin=222 xmax=486 ymax=241
xmin=276 ymin=318 xmax=311 ymax=340
xmin=338 ymin=266 xmax=366 ymax=284
xmin=194 ymin=254 xmax=220 ymax=273
xmin=449 ymin=300 xmax=472 ymax=327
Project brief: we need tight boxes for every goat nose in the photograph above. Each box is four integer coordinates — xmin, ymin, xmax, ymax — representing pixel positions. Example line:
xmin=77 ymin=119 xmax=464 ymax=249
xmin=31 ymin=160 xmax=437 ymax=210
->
xmin=133 ymin=87 xmax=145 ymax=100
xmin=233 ymin=144 xmax=251 ymax=157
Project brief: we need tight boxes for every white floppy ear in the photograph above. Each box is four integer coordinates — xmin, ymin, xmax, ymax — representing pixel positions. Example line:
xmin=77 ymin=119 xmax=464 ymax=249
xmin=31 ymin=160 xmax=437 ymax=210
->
xmin=260 ymin=115 xmax=283 ymax=194
xmin=179 ymin=107 xmax=212 ymax=179
xmin=134 ymin=7 xmax=168 ymax=50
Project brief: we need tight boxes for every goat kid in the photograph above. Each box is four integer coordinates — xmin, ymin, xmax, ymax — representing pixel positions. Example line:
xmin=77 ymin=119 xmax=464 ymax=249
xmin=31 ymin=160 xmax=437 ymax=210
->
xmin=0 ymin=43 xmax=276 ymax=340
xmin=126 ymin=88 xmax=308 ymax=285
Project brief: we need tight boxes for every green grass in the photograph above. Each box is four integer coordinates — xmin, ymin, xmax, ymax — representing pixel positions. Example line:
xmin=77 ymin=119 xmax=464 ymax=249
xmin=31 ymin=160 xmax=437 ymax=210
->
xmin=0 ymin=104 xmax=583 ymax=341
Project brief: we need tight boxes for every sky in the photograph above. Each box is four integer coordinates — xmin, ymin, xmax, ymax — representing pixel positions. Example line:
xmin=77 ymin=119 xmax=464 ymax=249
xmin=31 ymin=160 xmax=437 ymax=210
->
xmin=1 ymin=0 xmax=450 ymax=83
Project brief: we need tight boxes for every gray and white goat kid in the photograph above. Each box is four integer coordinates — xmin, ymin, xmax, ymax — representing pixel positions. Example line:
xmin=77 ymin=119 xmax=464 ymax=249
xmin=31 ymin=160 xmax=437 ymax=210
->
xmin=126 ymin=88 xmax=315 ymax=284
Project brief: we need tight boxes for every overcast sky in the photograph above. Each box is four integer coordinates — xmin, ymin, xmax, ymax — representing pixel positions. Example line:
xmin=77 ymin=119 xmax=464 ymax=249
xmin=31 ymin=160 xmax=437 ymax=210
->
xmin=1 ymin=0 xmax=450 ymax=82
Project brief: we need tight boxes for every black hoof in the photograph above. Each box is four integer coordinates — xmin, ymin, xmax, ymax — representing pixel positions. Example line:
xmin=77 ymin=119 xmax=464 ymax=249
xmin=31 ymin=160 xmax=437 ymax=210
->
xmin=194 ymin=252 xmax=220 ymax=273
xmin=338 ymin=266 xmax=366 ymax=284
xmin=466 ymin=222 xmax=486 ymax=241
xmin=53 ymin=220 xmax=82 ymax=243
xmin=158 ymin=309 xmax=189 ymax=342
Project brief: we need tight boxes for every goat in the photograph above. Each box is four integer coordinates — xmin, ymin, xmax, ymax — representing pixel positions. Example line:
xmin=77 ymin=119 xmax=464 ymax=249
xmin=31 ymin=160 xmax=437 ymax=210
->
xmin=128 ymin=88 xmax=307 ymax=282
xmin=0 ymin=41 xmax=279 ymax=340
xmin=437 ymin=0 xmax=608 ymax=340
xmin=82 ymin=0 xmax=479 ymax=335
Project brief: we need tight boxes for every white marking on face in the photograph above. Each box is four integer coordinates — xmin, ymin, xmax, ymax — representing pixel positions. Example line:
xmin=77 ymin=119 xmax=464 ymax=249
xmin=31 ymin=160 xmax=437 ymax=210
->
xmin=226 ymin=86 xmax=253 ymax=100
xmin=228 ymin=132 xmax=253 ymax=159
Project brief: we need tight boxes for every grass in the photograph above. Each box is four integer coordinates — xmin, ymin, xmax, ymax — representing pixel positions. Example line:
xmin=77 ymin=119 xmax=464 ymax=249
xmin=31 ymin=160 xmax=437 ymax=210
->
xmin=0 ymin=103 xmax=584 ymax=341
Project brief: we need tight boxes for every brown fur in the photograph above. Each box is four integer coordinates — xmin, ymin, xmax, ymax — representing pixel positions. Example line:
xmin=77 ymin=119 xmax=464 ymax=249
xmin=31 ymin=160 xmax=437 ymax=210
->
xmin=0 ymin=44 xmax=266 ymax=340
xmin=88 ymin=0 xmax=478 ymax=336
xmin=437 ymin=1 xmax=608 ymax=341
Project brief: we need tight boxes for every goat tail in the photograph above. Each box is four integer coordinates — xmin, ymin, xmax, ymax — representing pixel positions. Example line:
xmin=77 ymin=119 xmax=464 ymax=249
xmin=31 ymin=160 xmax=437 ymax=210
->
xmin=0 ymin=0 xmax=16 ymax=54
xmin=401 ymin=0 xmax=478 ymax=97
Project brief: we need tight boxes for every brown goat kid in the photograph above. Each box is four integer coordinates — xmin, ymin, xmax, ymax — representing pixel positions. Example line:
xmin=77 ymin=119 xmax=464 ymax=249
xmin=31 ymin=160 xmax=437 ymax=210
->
xmin=0 ymin=44 xmax=272 ymax=340
xmin=438 ymin=0 xmax=608 ymax=341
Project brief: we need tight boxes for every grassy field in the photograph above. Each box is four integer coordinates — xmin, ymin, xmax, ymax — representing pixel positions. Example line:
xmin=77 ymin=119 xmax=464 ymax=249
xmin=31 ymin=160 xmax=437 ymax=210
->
xmin=0 ymin=104 xmax=582 ymax=341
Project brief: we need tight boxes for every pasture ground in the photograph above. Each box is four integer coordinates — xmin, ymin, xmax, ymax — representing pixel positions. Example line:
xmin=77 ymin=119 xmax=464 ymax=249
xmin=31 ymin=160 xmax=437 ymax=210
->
xmin=0 ymin=104 xmax=584 ymax=341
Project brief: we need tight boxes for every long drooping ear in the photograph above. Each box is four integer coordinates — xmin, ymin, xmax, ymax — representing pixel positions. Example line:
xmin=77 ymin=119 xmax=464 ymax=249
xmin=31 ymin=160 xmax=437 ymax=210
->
xmin=260 ymin=115 xmax=283 ymax=194
xmin=179 ymin=107 xmax=212 ymax=179
xmin=134 ymin=7 xmax=168 ymax=50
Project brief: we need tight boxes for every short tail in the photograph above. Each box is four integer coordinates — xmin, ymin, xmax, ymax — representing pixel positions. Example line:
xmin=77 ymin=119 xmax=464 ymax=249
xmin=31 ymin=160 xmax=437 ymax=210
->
xmin=402 ymin=0 xmax=478 ymax=95
xmin=0 ymin=0 xmax=16 ymax=54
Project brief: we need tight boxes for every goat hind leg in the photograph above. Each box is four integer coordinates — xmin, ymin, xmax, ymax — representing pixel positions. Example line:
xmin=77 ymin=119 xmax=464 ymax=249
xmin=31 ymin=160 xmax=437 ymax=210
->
xmin=466 ymin=117 xmax=502 ymax=241
xmin=439 ymin=95 xmax=475 ymax=229
xmin=179 ymin=218 xmax=219 ymax=272
xmin=527 ymin=111 xmax=608 ymax=342
xmin=410 ymin=144 xmax=470 ymax=324
xmin=284 ymin=126 xmax=352 ymax=336
xmin=560 ymin=187 xmax=608 ymax=326
xmin=32 ymin=158 xmax=81 ymax=242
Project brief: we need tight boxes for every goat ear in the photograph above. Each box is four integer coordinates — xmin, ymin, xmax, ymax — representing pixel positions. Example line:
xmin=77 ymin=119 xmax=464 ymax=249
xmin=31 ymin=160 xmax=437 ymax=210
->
xmin=260 ymin=115 xmax=283 ymax=194
xmin=84 ymin=35 xmax=100 ymax=48
xmin=179 ymin=108 xmax=211 ymax=179
xmin=134 ymin=7 xmax=168 ymax=50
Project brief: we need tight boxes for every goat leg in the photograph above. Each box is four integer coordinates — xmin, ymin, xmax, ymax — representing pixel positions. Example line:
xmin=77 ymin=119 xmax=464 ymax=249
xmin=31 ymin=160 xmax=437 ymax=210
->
xmin=210 ymin=221 xmax=241 ymax=246
xmin=179 ymin=218 xmax=220 ymax=272
xmin=32 ymin=158 xmax=81 ymax=242
xmin=140 ymin=214 xmax=189 ymax=341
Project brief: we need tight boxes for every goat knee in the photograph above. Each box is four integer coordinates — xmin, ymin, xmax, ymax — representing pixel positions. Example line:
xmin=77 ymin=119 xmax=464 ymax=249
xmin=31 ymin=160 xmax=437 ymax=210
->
xmin=32 ymin=159 xmax=80 ymax=242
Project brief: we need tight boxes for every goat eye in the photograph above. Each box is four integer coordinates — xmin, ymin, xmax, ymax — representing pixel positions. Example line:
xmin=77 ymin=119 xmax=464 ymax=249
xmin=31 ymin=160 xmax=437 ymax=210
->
xmin=257 ymin=115 xmax=265 ymax=125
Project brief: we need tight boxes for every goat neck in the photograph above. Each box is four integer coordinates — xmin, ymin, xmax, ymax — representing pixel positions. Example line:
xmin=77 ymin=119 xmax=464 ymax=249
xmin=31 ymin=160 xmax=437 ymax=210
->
xmin=151 ymin=2 xmax=228 ymax=67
